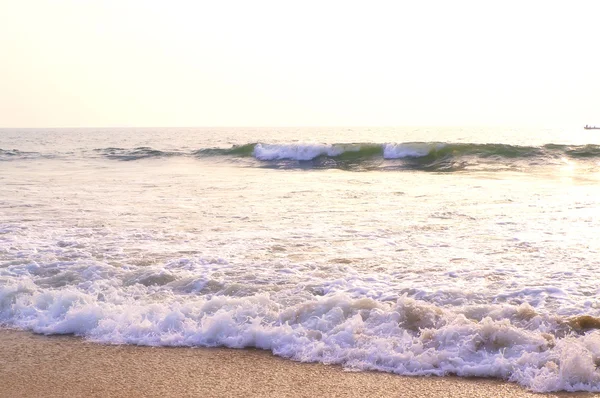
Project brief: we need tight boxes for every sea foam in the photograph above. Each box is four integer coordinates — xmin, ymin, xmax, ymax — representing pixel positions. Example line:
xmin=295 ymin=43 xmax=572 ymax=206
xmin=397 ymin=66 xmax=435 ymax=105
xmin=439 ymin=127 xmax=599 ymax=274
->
xmin=2 ymin=276 xmax=600 ymax=393
xmin=253 ymin=143 xmax=348 ymax=161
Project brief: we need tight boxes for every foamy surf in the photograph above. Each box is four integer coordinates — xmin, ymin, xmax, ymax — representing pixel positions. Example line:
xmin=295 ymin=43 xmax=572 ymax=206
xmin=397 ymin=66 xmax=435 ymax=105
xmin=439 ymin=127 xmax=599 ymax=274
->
xmin=2 ymin=277 xmax=600 ymax=393
xmin=3 ymin=127 xmax=600 ymax=393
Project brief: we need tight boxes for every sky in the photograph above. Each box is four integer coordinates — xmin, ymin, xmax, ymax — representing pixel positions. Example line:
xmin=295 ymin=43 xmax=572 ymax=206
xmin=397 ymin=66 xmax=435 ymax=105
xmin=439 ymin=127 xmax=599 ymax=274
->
xmin=0 ymin=0 xmax=599 ymax=127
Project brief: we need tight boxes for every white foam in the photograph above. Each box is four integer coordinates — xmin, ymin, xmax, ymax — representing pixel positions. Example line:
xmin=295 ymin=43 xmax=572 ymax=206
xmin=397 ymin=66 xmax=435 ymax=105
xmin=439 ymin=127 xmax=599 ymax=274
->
xmin=2 ymin=277 xmax=600 ymax=392
xmin=383 ymin=142 xmax=446 ymax=158
xmin=252 ymin=143 xmax=360 ymax=161
xmin=3 ymin=129 xmax=600 ymax=393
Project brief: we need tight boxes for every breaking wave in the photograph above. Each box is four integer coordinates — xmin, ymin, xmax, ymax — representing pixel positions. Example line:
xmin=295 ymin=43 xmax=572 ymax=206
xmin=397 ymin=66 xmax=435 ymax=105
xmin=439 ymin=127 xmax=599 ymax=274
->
xmin=193 ymin=142 xmax=600 ymax=161
xmin=4 ymin=142 xmax=600 ymax=171
xmin=189 ymin=142 xmax=600 ymax=172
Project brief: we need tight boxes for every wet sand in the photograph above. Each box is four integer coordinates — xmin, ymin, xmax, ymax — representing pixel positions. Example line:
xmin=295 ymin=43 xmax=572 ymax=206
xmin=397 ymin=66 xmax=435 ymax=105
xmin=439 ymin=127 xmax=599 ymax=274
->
xmin=0 ymin=329 xmax=597 ymax=398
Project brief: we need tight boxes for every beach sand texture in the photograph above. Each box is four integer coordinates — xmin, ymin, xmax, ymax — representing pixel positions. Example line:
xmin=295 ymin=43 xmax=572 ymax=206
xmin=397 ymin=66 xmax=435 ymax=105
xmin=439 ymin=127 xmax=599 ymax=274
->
xmin=1 ymin=330 xmax=597 ymax=398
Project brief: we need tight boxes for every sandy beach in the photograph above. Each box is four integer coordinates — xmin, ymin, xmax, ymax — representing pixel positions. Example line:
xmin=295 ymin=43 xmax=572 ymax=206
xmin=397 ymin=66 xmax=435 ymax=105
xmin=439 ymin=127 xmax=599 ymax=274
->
xmin=0 ymin=329 xmax=596 ymax=398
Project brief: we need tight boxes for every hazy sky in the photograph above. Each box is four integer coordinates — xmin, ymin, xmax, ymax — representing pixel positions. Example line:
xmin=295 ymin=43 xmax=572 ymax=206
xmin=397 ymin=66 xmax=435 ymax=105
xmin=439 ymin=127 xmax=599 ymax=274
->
xmin=1 ymin=0 xmax=598 ymax=127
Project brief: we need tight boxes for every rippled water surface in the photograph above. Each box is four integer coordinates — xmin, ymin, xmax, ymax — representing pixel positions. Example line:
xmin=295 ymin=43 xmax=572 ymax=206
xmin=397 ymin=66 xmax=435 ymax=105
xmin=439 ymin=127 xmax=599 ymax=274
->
xmin=2 ymin=127 xmax=600 ymax=392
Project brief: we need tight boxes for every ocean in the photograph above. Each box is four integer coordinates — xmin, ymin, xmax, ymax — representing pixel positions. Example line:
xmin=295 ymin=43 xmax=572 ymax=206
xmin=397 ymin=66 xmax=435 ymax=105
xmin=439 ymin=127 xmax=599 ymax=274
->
xmin=1 ymin=127 xmax=600 ymax=392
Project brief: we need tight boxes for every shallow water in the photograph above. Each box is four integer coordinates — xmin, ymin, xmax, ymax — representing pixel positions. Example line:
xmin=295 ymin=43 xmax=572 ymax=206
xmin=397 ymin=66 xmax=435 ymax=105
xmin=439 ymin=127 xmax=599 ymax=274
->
xmin=2 ymin=127 xmax=600 ymax=392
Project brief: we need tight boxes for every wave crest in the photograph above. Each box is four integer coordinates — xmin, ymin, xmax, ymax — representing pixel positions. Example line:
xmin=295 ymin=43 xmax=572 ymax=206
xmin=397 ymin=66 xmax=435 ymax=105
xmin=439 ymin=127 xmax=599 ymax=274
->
xmin=6 ymin=142 xmax=600 ymax=172
xmin=94 ymin=147 xmax=180 ymax=161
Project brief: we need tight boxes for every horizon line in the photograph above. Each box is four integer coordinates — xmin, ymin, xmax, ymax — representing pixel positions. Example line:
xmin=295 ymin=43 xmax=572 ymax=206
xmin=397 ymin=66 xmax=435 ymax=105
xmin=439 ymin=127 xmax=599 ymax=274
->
xmin=0 ymin=124 xmax=580 ymax=130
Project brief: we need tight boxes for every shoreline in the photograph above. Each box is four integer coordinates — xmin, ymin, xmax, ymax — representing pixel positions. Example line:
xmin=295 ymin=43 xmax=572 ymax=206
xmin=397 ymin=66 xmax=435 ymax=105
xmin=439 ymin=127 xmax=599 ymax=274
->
xmin=1 ymin=329 xmax=596 ymax=398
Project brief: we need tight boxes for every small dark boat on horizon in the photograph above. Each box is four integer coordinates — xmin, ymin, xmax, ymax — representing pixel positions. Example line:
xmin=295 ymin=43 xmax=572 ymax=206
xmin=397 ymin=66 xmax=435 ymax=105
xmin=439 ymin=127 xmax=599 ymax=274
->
xmin=584 ymin=125 xmax=600 ymax=130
